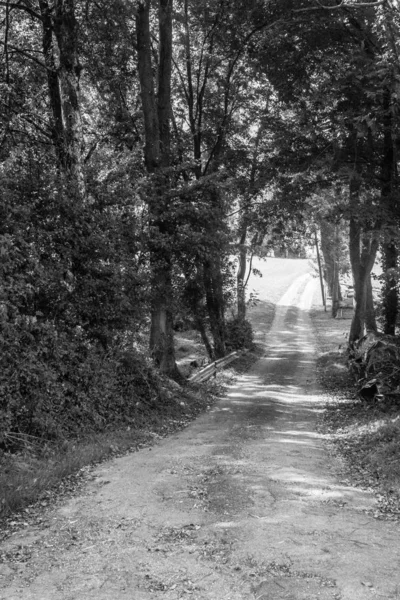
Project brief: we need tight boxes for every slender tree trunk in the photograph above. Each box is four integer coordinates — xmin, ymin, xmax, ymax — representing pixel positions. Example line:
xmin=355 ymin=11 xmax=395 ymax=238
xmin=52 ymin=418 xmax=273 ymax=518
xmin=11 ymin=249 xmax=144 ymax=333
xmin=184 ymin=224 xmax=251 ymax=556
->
xmin=136 ymin=0 xmax=179 ymax=378
xmin=331 ymin=257 xmax=339 ymax=318
xmin=381 ymin=85 xmax=398 ymax=335
xmin=203 ymin=257 xmax=226 ymax=358
xmin=237 ymin=225 xmax=247 ymax=320
xmin=39 ymin=0 xmax=85 ymax=197
xmin=194 ymin=315 xmax=214 ymax=360
xmin=136 ymin=1 xmax=159 ymax=173
xmin=365 ymin=276 xmax=377 ymax=332
xmin=235 ymin=122 xmax=265 ymax=322
xmin=184 ymin=275 xmax=214 ymax=360
xmin=39 ymin=0 xmax=64 ymax=165
xmin=382 ymin=242 xmax=398 ymax=335
xmin=319 ymin=220 xmax=335 ymax=297
xmin=202 ymin=184 xmax=227 ymax=357
xmin=331 ymin=224 xmax=341 ymax=318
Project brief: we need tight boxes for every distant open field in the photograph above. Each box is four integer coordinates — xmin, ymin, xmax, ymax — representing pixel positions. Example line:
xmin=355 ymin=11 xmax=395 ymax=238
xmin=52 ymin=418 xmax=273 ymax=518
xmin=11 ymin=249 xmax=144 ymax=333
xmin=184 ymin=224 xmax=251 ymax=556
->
xmin=245 ymin=256 xmax=315 ymax=305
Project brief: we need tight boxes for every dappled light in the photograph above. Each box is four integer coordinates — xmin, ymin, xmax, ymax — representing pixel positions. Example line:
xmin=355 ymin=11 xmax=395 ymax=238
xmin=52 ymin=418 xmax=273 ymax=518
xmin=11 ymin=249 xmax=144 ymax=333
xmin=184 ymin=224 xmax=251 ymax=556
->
xmin=2 ymin=0 xmax=400 ymax=595
xmin=201 ymin=275 xmax=380 ymax=517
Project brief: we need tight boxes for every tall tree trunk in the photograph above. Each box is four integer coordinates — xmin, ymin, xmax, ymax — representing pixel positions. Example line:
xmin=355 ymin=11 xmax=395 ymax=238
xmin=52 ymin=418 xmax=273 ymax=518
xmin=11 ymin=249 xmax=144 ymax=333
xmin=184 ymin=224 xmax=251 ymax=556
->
xmin=184 ymin=275 xmax=214 ymax=360
xmin=348 ymin=175 xmax=379 ymax=344
xmin=237 ymin=225 xmax=247 ymax=320
xmin=319 ymin=220 xmax=335 ymax=297
xmin=382 ymin=242 xmax=398 ymax=335
xmin=136 ymin=1 xmax=159 ymax=173
xmin=39 ymin=0 xmax=85 ymax=197
xmin=381 ymin=85 xmax=398 ymax=335
xmin=365 ymin=276 xmax=377 ymax=332
xmin=181 ymin=14 xmax=230 ymax=357
xmin=54 ymin=0 xmax=84 ymax=193
xmin=39 ymin=0 xmax=64 ymax=166
xmin=235 ymin=121 xmax=265 ymax=322
xmin=202 ymin=185 xmax=227 ymax=357
xmin=331 ymin=256 xmax=340 ymax=318
xmin=136 ymin=0 xmax=179 ymax=378
xmin=203 ymin=257 xmax=226 ymax=358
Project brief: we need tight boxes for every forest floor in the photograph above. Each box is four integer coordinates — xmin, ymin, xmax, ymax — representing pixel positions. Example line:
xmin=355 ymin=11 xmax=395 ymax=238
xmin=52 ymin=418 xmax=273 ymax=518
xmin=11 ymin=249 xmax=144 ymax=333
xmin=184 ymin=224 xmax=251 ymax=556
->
xmin=1 ymin=259 xmax=400 ymax=599
xmin=310 ymin=306 xmax=400 ymax=521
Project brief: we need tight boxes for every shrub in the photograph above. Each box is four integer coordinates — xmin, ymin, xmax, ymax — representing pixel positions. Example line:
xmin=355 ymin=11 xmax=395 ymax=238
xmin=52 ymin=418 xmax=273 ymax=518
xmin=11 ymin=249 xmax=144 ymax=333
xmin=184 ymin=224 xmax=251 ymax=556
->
xmin=225 ymin=317 xmax=254 ymax=351
xmin=0 ymin=316 xmax=162 ymax=448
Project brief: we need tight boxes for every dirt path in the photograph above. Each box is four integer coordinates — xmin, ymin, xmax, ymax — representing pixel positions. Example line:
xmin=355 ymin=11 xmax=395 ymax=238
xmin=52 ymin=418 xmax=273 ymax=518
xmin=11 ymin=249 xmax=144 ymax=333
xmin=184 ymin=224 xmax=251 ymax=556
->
xmin=1 ymin=265 xmax=400 ymax=600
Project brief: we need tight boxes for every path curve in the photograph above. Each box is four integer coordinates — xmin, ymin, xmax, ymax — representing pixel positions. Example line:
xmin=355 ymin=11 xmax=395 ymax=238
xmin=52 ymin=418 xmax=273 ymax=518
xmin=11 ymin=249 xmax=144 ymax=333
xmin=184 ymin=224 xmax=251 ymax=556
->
xmin=1 ymin=269 xmax=400 ymax=599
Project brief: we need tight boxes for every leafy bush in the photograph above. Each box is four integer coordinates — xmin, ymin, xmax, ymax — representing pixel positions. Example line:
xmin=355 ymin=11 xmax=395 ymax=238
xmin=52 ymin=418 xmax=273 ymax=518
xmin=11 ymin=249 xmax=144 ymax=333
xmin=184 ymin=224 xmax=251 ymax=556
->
xmin=225 ymin=317 xmax=254 ymax=351
xmin=0 ymin=313 xmax=163 ymax=448
xmin=0 ymin=155 xmax=157 ymax=450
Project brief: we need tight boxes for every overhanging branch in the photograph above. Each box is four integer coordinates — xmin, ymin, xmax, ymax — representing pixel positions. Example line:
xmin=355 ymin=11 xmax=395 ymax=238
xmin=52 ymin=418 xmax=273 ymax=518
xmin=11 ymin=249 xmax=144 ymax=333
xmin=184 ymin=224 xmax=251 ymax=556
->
xmin=0 ymin=1 xmax=42 ymax=20
xmin=293 ymin=0 xmax=387 ymax=12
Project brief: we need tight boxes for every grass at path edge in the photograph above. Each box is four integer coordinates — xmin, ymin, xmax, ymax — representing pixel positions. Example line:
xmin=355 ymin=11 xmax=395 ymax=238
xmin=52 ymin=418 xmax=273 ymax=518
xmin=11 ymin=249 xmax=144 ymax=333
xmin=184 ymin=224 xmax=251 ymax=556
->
xmin=310 ymin=307 xmax=400 ymax=521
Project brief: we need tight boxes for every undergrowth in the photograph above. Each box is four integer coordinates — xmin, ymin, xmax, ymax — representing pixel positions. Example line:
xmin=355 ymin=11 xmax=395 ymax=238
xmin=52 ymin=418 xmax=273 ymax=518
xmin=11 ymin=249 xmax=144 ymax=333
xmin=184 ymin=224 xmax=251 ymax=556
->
xmin=310 ymin=306 xmax=400 ymax=519
xmin=0 ymin=378 xmax=220 ymax=520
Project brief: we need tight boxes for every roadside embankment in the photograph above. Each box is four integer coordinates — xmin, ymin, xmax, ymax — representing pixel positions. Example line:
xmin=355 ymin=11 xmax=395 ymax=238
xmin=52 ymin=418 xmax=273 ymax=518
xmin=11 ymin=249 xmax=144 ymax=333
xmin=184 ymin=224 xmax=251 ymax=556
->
xmin=310 ymin=305 xmax=400 ymax=521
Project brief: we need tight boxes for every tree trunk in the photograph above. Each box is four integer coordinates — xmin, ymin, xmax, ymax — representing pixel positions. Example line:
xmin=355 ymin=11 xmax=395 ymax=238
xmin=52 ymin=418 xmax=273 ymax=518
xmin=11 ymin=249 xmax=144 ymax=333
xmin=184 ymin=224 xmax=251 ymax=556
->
xmin=136 ymin=0 xmax=179 ymax=378
xmin=184 ymin=275 xmax=214 ymax=360
xmin=331 ymin=257 xmax=339 ymax=318
xmin=237 ymin=226 xmax=247 ymax=320
xmin=136 ymin=1 xmax=159 ymax=173
xmin=381 ymin=85 xmax=398 ymax=335
xmin=235 ymin=122 xmax=264 ymax=322
xmin=382 ymin=242 xmax=398 ymax=335
xmin=203 ymin=257 xmax=226 ymax=358
xmin=319 ymin=220 xmax=335 ymax=297
xmin=365 ymin=276 xmax=377 ymax=332
xmin=39 ymin=0 xmax=85 ymax=196
xmin=348 ymin=174 xmax=379 ymax=345
xmin=194 ymin=315 xmax=214 ymax=361
xmin=39 ymin=0 xmax=64 ymax=165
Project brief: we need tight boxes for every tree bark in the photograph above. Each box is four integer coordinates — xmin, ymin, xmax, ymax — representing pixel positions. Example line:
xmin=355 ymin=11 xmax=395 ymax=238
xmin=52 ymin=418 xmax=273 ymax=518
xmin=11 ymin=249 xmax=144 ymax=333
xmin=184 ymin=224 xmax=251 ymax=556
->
xmin=382 ymin=242 xmax=398 ymax=335
xmin=348 ymin=174 xmax=379 ymax=344
xmin=331 ymin=256 xmax=340 ymax=318
xmin=203 ymin=257 xmax=226 ymax=359
xmin=39 ymin=0 xmax=85 ymax=196
xmin=136 ymin=1 xmax=159 ymax=173
xmin=235 ymin=121 xmax=265 ymax=322
xmin=365 ymin=276 xmax=377 ymax=333
xmin=39 ymin=0 xmax=64 ymax=164
xmin=319 ymin=220 xmax=335 ymax=297
xmin=136 ymin=0 xmax=179 ymax=378
xmin=381 ymin=85 xmax=398 ymax=335
xmin=237 ymin=225 xmax=247 ymax=321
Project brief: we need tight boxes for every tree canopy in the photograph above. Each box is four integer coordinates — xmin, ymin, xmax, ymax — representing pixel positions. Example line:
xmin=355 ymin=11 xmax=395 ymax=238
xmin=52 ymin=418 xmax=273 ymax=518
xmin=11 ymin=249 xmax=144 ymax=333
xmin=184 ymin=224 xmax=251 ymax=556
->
xmin=1 ymin=0 xmax=400 ymax=444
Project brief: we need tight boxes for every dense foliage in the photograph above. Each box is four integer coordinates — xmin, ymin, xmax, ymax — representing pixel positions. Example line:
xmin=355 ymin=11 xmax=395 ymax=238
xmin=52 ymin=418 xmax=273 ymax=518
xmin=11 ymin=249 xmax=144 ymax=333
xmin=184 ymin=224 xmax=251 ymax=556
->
xmin=1 ymin=0 xmax=400 ymax=445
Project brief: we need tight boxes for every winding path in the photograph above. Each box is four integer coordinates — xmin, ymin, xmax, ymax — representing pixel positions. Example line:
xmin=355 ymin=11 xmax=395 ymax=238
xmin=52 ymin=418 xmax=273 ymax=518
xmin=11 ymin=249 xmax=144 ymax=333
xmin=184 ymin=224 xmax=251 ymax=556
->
xmin=1 ymin=260 xmax=400 ymax=600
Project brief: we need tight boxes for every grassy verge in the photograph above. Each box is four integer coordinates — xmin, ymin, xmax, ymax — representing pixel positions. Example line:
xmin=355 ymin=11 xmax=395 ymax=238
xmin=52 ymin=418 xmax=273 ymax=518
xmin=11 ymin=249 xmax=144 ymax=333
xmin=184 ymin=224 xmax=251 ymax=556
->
xmin=0 ymin=379 xmax=221 ymax=528
xmin=310 ymin=306 xmax=400 ymax=520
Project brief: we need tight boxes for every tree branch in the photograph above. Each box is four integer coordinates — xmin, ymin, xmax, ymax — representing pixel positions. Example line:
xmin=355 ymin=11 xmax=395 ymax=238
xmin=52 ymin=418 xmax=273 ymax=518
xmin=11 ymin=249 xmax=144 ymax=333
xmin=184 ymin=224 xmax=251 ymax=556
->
xmin=292 ymin=0 xmax=387 ymax=12
xmin=0 ymin=1 xmax=42 ymax=20
xmin=0 ymin=42 xmax=52 ymax=70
